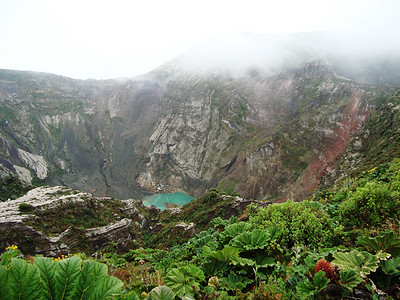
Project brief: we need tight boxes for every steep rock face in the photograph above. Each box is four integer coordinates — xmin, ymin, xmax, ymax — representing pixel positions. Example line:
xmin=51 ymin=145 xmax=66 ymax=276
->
xmin=320 ymin=91 xmax=400 ymax=186
xmin=0 ymin=70 xmax=166 ymax=198
xmin=0 ymin=61 xmax=391 ymax=200
xmin=139 ymin=62 xmax=382 ymax=200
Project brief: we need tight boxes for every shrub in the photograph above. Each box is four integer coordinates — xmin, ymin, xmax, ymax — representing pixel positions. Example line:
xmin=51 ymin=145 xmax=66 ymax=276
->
xmin=338 ymin=180 xmax=400 ymax=228
xmin=248 ymin=200 xmax=334 ymax=248
xmin=18 ymin=202 xmax=34 ymax=212
xmin=0 ymin=175 xmax=33 ymax=202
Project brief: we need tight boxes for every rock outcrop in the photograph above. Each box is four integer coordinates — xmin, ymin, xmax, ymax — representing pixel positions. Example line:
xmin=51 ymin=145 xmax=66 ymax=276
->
xmin=0 ymin=186 xmax=155 ymax=255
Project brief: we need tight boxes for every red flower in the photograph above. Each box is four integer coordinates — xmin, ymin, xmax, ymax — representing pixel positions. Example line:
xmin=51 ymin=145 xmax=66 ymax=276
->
xmin=315 ymin=259 xmax=338 ymax=283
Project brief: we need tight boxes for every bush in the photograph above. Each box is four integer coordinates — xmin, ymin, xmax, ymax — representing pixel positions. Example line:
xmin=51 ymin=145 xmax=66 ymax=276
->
xmin=0 ymin=175 xmax=32 ymax=202
xmin=248 ymin=200 xmax=335 ymax=248
xmin=338 ymin=180 xmax=400 ymax=228
xmin=18 ymin=202 xmax=34 ymax=212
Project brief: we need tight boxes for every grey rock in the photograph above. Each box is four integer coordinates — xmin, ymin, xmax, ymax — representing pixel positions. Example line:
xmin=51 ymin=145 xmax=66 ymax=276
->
xmin=225 ymin=196 xmax=272 ymax=219
xmin=0 ymin=186 xmax=147 ymax=255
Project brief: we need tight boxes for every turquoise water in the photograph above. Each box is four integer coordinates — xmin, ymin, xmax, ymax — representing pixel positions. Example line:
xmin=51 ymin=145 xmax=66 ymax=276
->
xmin=142 ymin=192 xmax=195 ymax=210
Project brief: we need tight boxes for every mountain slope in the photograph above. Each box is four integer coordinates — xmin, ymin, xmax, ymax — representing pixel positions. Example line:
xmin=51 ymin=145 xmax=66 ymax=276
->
xmin=0 ymin=70 xmax=166 ymax=198
xmin=139 ymin=61 xmax=390 ymax=200
xmin=0 ymin=47 xmax=397 ymax=200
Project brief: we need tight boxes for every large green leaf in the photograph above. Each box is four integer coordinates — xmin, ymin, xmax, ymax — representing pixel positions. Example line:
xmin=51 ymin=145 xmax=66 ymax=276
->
xmin=105 ymin=254 xmax=127 ymax=268
xmin=230 ymin=256 xmax=256 ymax=267
xmin=220 ymin=272 xmax=252 ymax=291
xmin=125 ymin=291 xmax=140 ymax=300
xmin=296 ymin=279 xmax=316 ymax=299
xmin=189 ymin=232 xmax=218 ymax=252
xmin=164 ymin=265 xmax=205 ymax=297
xmin=313 ymin=270 xmax=330 ymax=290
xmin=200 ymin=259 xmax=229 ymax=277
xmin=295 ymin=271 xmax=329 ymax=299
xmin=230 ymin=229 xmax=272 ymax=250
xmin=90 ymin=275 xmax=123 ymax=300
xmin=339 ymin=269 xmax=363 ymax=290
xmin=149 ymin=250 xmax=169 ymax=265
xmin=207 ymin=246 xmax=240 ymax=263
xmin=219 ymin=222 xmax=250 ymax=244
xmin=0 ymin=265 xmax=10 ymax=299
xmin=55 ymin=255 xmax=82 ymax=300
xmin=332 ymin=250 xmax=389 ymax=278
xmin=0 ymin=254 xmax=123 ymax=300
xmin=253 ymin=253 xmax=275 ymax=268
xmin=164 ymin=267 xmax=193 ymax=297
xmin=75 ymin=260 xmax=108 ymax=299
xmin=146 ymin=286 xmax=175 ymax=300
xmin=34 ymin=257 xmax=58 ymax=300
xmin=8 ymin=258 xmax=43 ymax=300
xmin=381 ymin=257 xmax=400 ymax=276
xmin=357 ymin=231 xmax=400 ymax=256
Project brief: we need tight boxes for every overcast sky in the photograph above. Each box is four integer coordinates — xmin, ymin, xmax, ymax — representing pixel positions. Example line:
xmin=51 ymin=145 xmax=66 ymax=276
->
xmin=1 ymin=0 xmax=399 ymax=79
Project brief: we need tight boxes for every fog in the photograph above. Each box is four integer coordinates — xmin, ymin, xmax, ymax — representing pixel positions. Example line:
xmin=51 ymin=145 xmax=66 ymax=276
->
xmin=167 ymin=30 xmax=400 ymax=83
xmin=1 ymin=0 xmax=399 ymax=80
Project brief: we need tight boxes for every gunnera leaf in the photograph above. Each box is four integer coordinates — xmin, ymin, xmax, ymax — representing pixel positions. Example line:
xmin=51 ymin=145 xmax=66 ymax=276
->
xmin=219 ymin=222 xmax=250 ymax=244
xmin=357 ymin=231 xmax=400 ymax=256
xmin=230 ymin=229 xmax=272 ymax=250
xmin=253 ymin=253 xmax=275 ymax=268
xmin=75 ymin=259 xmax=108 ymax=299
xmin=0 ymin=248 xmax=22 ymax=266
xmin=125 ymin=291 xmax=140 ymax=300
xmin=339 ymin=269 xmax=363 ymax=290
xmin=8 ymin=258 xmax=43 ymax=300
xmin=164 ymin=265 xmax=205 ymax=297
xmin=207 ymin=246 xmax=240 ymax=263
xmin=201 ymin=259 xmax=229 ymax=277
xmin=212 ymin=216 xmax=237 ymax=229
xmin=146 ymin=286 xmax=175 ymax=300
xmin=90 ymin=275 xmax=124 ymax=300
xmin=220 ymin=272 xmax=252 ymax=291
xmin=55 ymin=255 xmax=82 ymax=300
xmin=296 ymin=278 xmax=316 ymax=299
xmin=34 ymin=257 xmax=58 ymax=300
xmin=0 ymin=265 xmax=10 ymax=299
xmin=313 ymin=270 xmax=330 ymax=290
xmin=381 ymin=257 xmax=400 ymax=276
xmin=296 ymin=271 xmax=329 ymax=299
xmin=332 ymin=250 xmax=389 ymax=278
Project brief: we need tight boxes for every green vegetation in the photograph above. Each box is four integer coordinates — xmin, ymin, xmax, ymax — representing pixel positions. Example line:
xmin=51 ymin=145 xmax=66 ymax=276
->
xmin=333 ymin=90 xmax=400 ymax=178
xmin=0 ymin=247 xmax=124 ymax=300
xmin=1 ymin=158 xmax=400 ymax=298
xmin=24 ymin=197 xmax=126 ymax=236
xmin=0 ymin=175 xmax=33 ymax=202
xmin=248 ymin=200 xmax=335 ymax=248
xmin=18 ymin=202 xmax=34 ymax=212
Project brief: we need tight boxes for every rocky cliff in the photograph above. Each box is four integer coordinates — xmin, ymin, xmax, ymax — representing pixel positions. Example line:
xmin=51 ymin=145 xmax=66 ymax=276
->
xmin=0 ymin=56 xmax=396 ymax=201
xmin=0 ymin=70 xmax=166 ymax=199
xmin=0 ymin=185 xmax=152 ymax=255
xmin=141 ymin=61 xmax=390 ymax=200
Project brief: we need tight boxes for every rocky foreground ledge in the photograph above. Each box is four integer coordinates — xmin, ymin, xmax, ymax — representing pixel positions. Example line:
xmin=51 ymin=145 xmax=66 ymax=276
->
xmin=0 ymin=186 xmax=158 ymax=256
xmin=0 ymin=186 xmax=271 ymax=256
